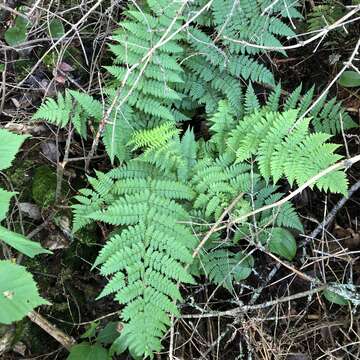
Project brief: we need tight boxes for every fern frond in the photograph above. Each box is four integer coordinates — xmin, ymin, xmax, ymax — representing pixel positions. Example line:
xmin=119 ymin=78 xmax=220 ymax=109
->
xmin=74 ymin=165 xmax=196 ymax=358
xmin=128 ymin=122 xmax=179 ymax=152
xmin=209 ymin=100 xmax=236 ymax=153
xmin=105 ymin=2 xmax=186 ymax=131
xmin=229 ymin=109 xmax=348 ymax=194
xmin=202 ymin=249 xmax=254 ymax=291
xmin=244 ymin=84 xmax=260 ymax=115
xmin=32 ymin=91 xmax=73 ymax=127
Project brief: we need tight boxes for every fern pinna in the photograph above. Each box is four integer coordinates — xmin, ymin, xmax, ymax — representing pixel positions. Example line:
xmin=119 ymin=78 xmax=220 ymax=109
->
xmin=104 ymin=0 xmax=187 ymax=128
xmin=73 ymin=163 xmax=197 ymax=358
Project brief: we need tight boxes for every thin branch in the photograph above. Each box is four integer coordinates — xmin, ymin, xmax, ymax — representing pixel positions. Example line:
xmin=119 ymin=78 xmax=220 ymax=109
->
xmin=302 ymin=179 xmax=360 ymax=243
xmin=223 ymin=6 xmax=360 ymax=51
xmin=27 ymin=311 xmax=76 ymax=351
xmin=190 ymin=193 xmax=244 ymax=261
xmin=294 ymin=37 xmax=360 ymax=125
xmin=182 ymin=285 xmax=326 ymax=319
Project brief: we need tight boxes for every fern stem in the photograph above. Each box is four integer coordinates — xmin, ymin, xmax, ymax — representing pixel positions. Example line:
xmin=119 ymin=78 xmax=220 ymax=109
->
xmin=56 ymin=126 xmax=73 ymax=201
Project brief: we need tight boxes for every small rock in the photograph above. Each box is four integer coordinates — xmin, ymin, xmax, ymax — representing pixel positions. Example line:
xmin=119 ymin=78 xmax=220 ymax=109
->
xmin=44 ymin=233 xmax=69 ymax=250
xmin=286 ymin=354 xmax=310 ymax=360
xmin=18 ymin=203 xmax=41 ymax=220
xmin=40 ymin=141 xmax=58 ymax=162
xmin=13 ymin=341 xmax=26 ymax=356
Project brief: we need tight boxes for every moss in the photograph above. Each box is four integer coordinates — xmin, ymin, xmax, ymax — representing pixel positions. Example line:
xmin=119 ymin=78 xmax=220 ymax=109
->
xmin=6 ymin=159 xmax=32 ymax=190
xmin=31 ymin=165 xmax=57 ymax=207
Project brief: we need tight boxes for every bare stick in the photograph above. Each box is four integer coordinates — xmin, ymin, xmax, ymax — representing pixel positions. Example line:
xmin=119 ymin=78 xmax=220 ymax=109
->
xmin=181 ymin=285 xmax=326 ymax=319
xmin=223 ymin=6 xmax=360 ymax=51
xmin=2 ymin=0 xmax=106 ymax=92
xmin=303 ymin=179 xmax=360 ymax=243
xmin=56 ymin=127 xmax=73 ymax=201
xmin=28 ymin=311 xmax=76 ymax=351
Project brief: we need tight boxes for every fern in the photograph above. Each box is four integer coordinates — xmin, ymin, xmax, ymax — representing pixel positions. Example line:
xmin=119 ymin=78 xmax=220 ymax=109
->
xmin=32 ymin=89 xmax=135 ymax=162
xmin=62 ymin=1 xmax=358 ymax=356
xmin=128 ymin=122 xmax=179 ymax=152
xmin=228 ymin=109 xmax=348 ymax=194
xmin=176 ymin=0 xmax=301 ymax=115
xmin=72 ymin=90 xmax=354 ymax=355
xmin=269 ymin=84 xmax=356 ymax=134
xmin=73 ymin=163 xmax=196 ymax=358
xmin=307 ymin=1 xmax=345 ymax=32
xmin=32 ymin=91 xmax=73 ymax=128
xmin=104 ymin=0 xmax=186 ymax=129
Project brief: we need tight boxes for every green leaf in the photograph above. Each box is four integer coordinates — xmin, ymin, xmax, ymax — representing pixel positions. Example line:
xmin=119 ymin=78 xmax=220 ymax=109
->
xmin=15 ymin=16 xmax=30 ymax=30
xmin=323 ymin=289 xmax=349 ymax=305
xmin=67 ymin=342 xmax=110 ymax=360
xmin=0 ymin=64 xmax=5 ymax=72
xmin=4 ymin=25 xmax=27 ymax=46
xmin=267 ymin=228 xmax=297 ymax=261
xmin=109 ymin=334 xmax=128 ymax=357
xmin=232 ymin=252 xmax=254 ymax=282
xmin=48 ymin=19 xmax=65 ymax=38
xmin=0 ymin=260 xmax=50 ymax=324
xmin=0 ymin=189 xmax=16 ymax=222
xmin=80 ymin=321 xmax=99 ymax=339
xmin=97 ymin=322 xmax=122 ymax=345
xmin=179 ymin=127 xmax=197 ymax=181
xmin=0 ymin=226 xmax=52 ymax=258
xmin=338 ymin=71 xmax=360 ymax=88
xmin=0 ymin=129 xmax=29 ymax=171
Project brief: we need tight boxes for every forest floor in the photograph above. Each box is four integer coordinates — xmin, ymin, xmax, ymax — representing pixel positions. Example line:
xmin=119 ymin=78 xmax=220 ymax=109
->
xmin=1 ymin=1 xmax=360 ymax=359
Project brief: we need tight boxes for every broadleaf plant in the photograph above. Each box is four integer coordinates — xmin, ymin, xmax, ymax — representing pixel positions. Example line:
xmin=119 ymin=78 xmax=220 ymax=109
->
xmin=0 ymin=129 xmax=50 ymax=325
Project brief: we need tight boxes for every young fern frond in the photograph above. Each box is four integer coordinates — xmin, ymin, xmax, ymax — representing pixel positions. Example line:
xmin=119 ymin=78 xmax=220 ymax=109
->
xmin=128 ymin=122 xmax=179 ymax=152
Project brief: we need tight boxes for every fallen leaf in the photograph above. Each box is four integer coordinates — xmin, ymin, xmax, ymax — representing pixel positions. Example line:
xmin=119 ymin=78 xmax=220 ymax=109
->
xmin=54 ymin=74 xmax=66 ymax=84
xmin=59 ymin=62 xmax=74 ymax=72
